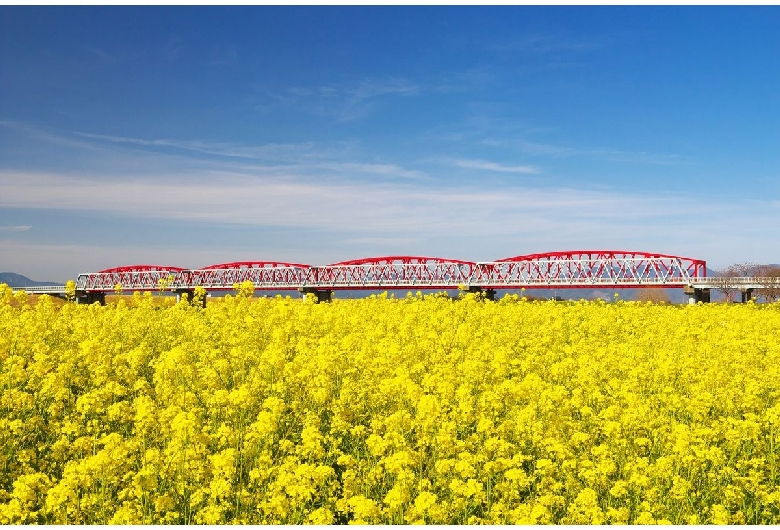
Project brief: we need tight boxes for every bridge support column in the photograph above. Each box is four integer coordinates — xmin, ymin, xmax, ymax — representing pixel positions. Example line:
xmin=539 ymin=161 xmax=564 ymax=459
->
xmin=298 ymin=287 xmax=333 ymax=303
xmin=459 ymin=286 xmax=496 ymax=301
xmin=683 ymin=286 xmax=710 ymax=304
xmin=175 ymin=288 xmax=207 ymax=307
xmin=76 ymin=291 xmax=105 ymax=305
xmin=741 ymin=288 xmax=754 ymax=303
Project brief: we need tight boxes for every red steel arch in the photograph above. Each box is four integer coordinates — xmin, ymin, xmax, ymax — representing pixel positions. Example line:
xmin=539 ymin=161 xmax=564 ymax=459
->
xmin=183 ymin=261 xmax=312 ymax=290
xmin=477 ymin=250 xmax=706 ymax=288
xmin=98 ymin=265 xmax=185 ymax=273
xmin=328 ymin=255 xmax=475 ymax=267
xmin=79 ymin=264 xmax=185 ymax=291
xmin=198 ymin=261 xmax=312 ymax=270
xmin=497 ymin=249 xmax=704 ymax=265
xmin=316 ymin=256 xmax=476 ymax=289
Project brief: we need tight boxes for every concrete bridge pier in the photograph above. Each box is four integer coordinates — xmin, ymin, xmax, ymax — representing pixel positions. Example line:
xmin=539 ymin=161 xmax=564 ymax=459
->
xmin=741 ymin=288 xmax=754 ymax=303
xmin=460 ymin=286 xmax=496 ymax=301
xmin=175 ymin=288 xmax=207 ymax=307
xmin=298 ymin=287 xmax=333 ymax=303
xmin=683 ymin=286 xmax=710 ymax=304
xmin=175 ymin=289 xmax=191 ymax=304
xmin=76 ymin=291 xmax=106 ymax=305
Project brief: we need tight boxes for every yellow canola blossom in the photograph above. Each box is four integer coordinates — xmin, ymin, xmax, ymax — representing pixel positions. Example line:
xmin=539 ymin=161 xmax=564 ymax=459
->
xmin=1 ymin=283 xmax=780 ymax=524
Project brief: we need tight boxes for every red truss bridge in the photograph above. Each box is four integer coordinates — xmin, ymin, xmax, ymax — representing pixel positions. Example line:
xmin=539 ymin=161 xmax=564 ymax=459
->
xmin=76 ymin=265 xmax=187 ymax=291
xmin=61 ymin=251 xmax=724 ymax=303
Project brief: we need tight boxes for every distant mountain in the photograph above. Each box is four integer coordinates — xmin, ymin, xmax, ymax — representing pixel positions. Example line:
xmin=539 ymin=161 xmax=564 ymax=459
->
xmin=0 ymin=272 xmax=64 ymax=287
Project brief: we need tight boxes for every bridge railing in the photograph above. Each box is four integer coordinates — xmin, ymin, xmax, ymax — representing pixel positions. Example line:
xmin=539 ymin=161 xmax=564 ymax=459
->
xmin=68 ymin=274 xmax=780 ymax=292
xmin=688 ymin=277 xmax=780 ymax=289
xmin=18 ymin=285 xmax=67 ymax=294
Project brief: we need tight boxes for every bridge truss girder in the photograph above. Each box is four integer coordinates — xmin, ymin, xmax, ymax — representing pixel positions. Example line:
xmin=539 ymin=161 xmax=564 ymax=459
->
xmin=74 ymin=251 xmax=707 ymax=293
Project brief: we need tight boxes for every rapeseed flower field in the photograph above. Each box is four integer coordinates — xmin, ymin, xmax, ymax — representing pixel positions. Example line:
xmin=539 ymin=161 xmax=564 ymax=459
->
xmin=1 ymin=283 xmax=779 ymax=524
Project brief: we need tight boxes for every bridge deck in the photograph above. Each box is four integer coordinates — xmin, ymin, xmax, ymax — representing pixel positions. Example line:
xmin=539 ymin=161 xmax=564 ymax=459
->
xmin=16 ymin=285 xmax=67 ymax=295
xmin=11 ymin=279 xmax=774 ymax=296
xmin=688 ymin=278 xmax=776 ymax=290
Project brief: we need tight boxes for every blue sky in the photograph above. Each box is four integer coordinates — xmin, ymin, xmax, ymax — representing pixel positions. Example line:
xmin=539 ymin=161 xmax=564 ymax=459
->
xmin=1 ymin=6 xmax=779 ymax=281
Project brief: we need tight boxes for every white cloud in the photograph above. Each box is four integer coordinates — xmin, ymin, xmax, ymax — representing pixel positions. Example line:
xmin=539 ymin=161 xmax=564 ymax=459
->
xmin=344 ymin=237 xmax=421 ymax=246
xmin=208 ymin=46 xmax=238 ymax=66
xmin=320 ymin=162 xmax=428 ymax=180
xmin=287 ymin=87 xmax=314 ymax=96
xmin=162 ymin=35 xmax=184 ymax=61
xmin=435 ymin=66 xmax=497 ymax=94
xmin=453 ymin=158 xmax=539 ymax=174
xmin=83 ymin=45 xmax=119 ymax=64
xmin=2 ymin=168 xmax=778 ymax=278
xmin=486 ymin=32 xmax=606 ymax=54
xmin=349 ymin=78 xmax=419 ymax=100
xmin=2 ymin=123 xmax=778 ymax=277
xmin=0 ymin=225 xmax=31 ymax=232
xmin=257 ymin=77 xmax=421 ymax=122
xmin=73 ymin=131 xmax=319 ymax=161
xmin=0 ymin=169 xmax=728 ymax=237
xmin=482 ymin=138 xmax=689 ymax=164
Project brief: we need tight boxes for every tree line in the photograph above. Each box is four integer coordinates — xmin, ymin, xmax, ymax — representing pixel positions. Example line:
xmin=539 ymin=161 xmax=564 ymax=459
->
xmin=712 ymin=262 xmax=780 ymax=303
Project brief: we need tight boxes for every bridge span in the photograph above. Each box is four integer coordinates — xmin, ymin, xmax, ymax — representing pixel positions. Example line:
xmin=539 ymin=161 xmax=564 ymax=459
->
xmin=12 ymin=250 xmax=774 ymax=304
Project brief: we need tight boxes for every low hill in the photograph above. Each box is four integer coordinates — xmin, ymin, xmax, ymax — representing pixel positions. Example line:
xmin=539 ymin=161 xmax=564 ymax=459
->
xmin=0 ymin=272 xmax=64 ymax=288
